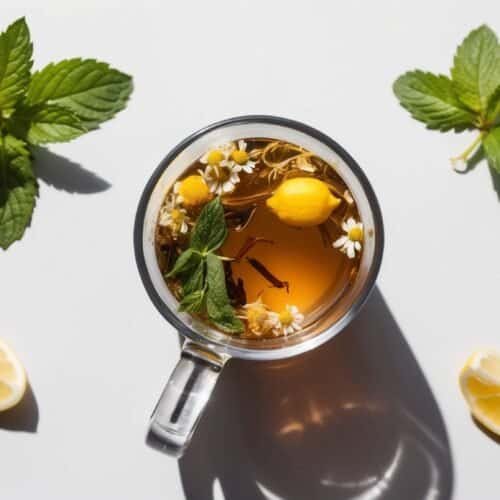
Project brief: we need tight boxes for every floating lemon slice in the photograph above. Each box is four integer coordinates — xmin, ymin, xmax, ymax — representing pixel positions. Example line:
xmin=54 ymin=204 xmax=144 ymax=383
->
xmin=266 ymin=178 xmax=341 ymax=227
xmin=0 ymin=339 xmax=27 ymax=412
xmin=460 ymin=350 xmax=500 ymax=435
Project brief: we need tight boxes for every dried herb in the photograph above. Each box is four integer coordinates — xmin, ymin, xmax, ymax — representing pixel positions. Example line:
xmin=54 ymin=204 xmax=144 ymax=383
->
xmin=246 ymin=257 xmax=289 ymax=293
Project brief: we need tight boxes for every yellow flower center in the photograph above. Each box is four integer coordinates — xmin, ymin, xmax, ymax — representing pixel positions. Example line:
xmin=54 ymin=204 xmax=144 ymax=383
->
xmin=231 ymin=149 xmax=249 ymax=165
xmin=279 ymin=309 xmax=294 ymax=326
xmin=348 ymin=226 xmax=363 ymax=242
xmin=178 ymin=175 xmax=210 ymax=206
xmin=170 ymin=208 xmax=184 ymax=223
xmin=207 ymin=150 xmax=224 ymax=166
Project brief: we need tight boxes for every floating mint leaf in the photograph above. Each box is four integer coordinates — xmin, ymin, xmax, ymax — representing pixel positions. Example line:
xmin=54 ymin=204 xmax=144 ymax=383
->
xmin=190 ymin=197 xmax=227 ymax=252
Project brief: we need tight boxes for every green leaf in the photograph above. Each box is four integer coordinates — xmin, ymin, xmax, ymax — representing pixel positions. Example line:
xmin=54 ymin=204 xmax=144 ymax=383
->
xmin=166 ymin=248 xmax=200 ymax=278
xmin=451 ymin=25 xmax=500 ymax=114
xmin=483 ymin=127 xmax=500 ymax=173
xmin=0 ymin=136 xmax=37 ymax=249
xmin=178 ymin=289 xmax=206 ymax=313
xmin=182 ymin=258 xmax=205 ymax=296
xmin=190 ymin=197 xmax=227 ymax=252
xmin=205 ymin=253 xmax=243 ymax=333
xmin=9 ymin=104 xmax=87 ymax=145
xmin=0 ymin=17 xmax=33 ymax=110
xmin=487 ymin=85 xmax=500 ymax=125
xmin=393 ymin=71 xmax=476 ymax=131
xmin=26 ymin=58 xmax=133 ymax=129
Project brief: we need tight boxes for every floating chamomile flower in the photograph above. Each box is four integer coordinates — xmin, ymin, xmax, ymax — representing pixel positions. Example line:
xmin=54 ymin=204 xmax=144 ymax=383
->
xmin=242 ymin=297 xmax=278 ymax=336
xmin=200 ymin=143 xmax=234 ymax=166
xmin=230 ymin=140 xmax=257 ymax=173
xmin=271 ymin=305 xmax=304 ymax=336
xmin=333 ymin=217 xmax=363 ymax=259
xmin=198 ymin=163 xmax=241 ymax=195
xmin=158 ymin=196 xmax=190 ymax=237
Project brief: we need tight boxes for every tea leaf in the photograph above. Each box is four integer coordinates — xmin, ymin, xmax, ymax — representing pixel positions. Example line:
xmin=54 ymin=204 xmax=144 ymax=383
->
xmin=190 ymin=197 xmax=227 ymax=252
xmin=26 ymin=58 xmax=133 ymax=129
xmin=483 ymin=127 xmax=500 ymax=173
xmin=393 ymin=71 xmax=476 ymax=131
xmin=0 ymin=137 xmax=37 ymax=249
xmin=206 ymin=253 xmax=243 ymax=333
xmin=0 ymin=17 xmax=32 ymax=110
xmin=451 ymin=25 xmax=500 ymax=114
xmin=166 ymin=248 xmax=200 ymax=278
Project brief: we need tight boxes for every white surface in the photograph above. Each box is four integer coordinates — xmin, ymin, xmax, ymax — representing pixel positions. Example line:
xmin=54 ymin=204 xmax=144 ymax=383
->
xmin=1 ymin=1 xmax=499 ymax=499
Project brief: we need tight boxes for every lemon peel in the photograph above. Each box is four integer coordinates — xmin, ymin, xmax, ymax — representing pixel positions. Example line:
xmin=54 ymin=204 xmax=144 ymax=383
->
xmin=0 ymin=339 xmax=26 ymax=412
xmin=460 ymin=349 xmax=500 ymax=436
xmin=266 ymin=177 xmax=341 ymax=227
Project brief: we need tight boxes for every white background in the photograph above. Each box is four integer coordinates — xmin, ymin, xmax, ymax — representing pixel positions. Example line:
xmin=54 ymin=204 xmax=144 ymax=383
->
xmin=1 ymin=1 xmax=499 ymax=499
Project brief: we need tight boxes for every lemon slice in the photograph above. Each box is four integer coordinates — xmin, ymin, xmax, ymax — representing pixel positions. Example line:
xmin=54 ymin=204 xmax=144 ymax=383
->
xmin=460 ymin=350 xmax=500 ymax=435
xmin=0 ymin=339 xmax=27 ymax=412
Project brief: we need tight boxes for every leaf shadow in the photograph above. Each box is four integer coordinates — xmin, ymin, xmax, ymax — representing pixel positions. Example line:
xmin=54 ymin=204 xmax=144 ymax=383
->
xmin=33 ymin=147 xmax=111 ymax=194
xmin=0 ymin=383 xmax=39 ymax=433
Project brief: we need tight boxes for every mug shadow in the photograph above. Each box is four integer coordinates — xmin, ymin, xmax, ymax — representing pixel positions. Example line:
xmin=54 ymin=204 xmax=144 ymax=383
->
xmin=178 ymin=287 xmax=453 ymax=500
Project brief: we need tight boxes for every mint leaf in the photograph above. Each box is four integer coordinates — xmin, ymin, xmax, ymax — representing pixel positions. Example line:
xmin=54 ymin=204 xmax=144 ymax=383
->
xmin=393 ymin=71 xmax=476 ymax=131
xmin=182 ymin=258 xmax=205 ymax=296
xmin=179 ymin=289 xmax=206 ymax=313
xmin=205 ymin=253 xmax=243 ymax=333
xmin=0 ymin=18 xmax=32 ymax=110
xmin=483 ymin=127 xmax=500 ymax=173
xmin=190 ymin=197 xmax=227 ymax=252
xmin=26 ymin=58 xmax=133 ymax=129
xmin=487 ymin=85 xmax=500 ymax=125
xmin=10 ymin=104 xmax=87 ymax=144
xmin=166 ymin=248 xmax=200 ymax=278
xmin=0 ymin=137 xmax=37 ymax=249
xmin=451 ymin=25 xmax=500 ymax=114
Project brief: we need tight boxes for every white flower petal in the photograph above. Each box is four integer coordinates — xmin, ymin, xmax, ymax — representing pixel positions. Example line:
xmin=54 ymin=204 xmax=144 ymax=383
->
xmin=223 ymin=181 xmax=235 ymax=193
xmin=354 ymin=241 xmax=362 ymax=251
xmin=333 ymin=235 xmax=348 ymax=248
xmin=238 ymin=139 xmax=247 ymax=151
xmin=346 ymin=242 xmax=355 ymax=259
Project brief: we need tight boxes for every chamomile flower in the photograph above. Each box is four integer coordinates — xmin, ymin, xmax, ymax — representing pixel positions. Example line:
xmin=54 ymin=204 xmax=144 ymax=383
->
xmin=200 ymin=143 xmax=234 ymax=166
xmin=333 ymin=217 xmax=363 ymax=259
xmin=242 ymin=297 xmax=278 ymax=336
xmin=230 ymin=140 xmax=257 ymax=173
xmin=158 ymin=196 xmax=190 ymax=237
xmin=198 ymin=162 xmax=242 ymax=195
xmin=271 ymin=305 xmax=304 ymax=336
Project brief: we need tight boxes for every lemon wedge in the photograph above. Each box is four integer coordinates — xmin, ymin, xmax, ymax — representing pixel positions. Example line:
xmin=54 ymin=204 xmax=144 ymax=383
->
xmin=460 ymin=350 xmax=500 ymax=435
xmin=0 ymin=339 xmax=27 ymax=412
xmin=266 ymin=178 xmax=341 ymax=227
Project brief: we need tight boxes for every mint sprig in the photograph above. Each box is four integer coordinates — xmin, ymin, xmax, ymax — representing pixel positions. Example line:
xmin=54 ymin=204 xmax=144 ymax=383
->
xmin=393 ymin=25 xmax=500 ymax=176
xmin=167 ymin=197 xmax=244 ymax=334
xmin=0 ymin=17 xmax=133 ymax=249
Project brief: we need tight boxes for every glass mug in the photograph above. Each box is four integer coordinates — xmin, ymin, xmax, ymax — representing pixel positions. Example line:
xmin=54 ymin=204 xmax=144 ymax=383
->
xmin=134 ymin=115 xmax=384 ymax=457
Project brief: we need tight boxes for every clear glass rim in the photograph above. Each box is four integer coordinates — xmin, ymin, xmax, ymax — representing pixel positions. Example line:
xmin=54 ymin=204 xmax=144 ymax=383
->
xmin=134 ymin=115 xmax=384 ymax=361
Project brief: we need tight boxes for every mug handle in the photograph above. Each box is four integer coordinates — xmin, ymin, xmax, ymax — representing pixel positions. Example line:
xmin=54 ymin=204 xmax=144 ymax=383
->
xmin=146 ymin=340 xmax=228 ymax=457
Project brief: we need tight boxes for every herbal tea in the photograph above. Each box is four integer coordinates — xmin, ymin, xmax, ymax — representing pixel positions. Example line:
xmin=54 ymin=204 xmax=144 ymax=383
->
xmin=155 ymin=138 xmax=364 ymax=338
